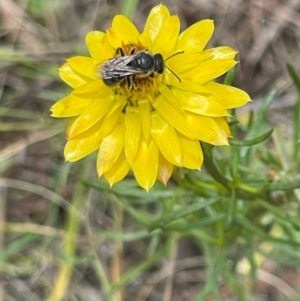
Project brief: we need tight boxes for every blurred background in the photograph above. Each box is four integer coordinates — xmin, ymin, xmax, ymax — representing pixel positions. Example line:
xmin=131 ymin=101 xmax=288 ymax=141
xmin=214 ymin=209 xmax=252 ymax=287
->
xmin=1 ymin=0 xmax=300 ymax=300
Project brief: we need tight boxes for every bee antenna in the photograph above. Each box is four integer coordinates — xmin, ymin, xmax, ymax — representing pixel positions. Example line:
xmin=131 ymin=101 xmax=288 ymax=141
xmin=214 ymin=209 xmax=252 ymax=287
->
xmin=165 ymin=51 xmax=184 ymax=61
xmin=164 ymin=51 xmax=184 ymax=83
xmin=165 ymin=66 xmax=181 ymax=83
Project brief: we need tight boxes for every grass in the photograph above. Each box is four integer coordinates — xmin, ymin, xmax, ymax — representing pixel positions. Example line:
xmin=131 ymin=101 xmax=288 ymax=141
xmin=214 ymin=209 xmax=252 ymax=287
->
xmin=1 ymin=1 xmax=300 ymax=300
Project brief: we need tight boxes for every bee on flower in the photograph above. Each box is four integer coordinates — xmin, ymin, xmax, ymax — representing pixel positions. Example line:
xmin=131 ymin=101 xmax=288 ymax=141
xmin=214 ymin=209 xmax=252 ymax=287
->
xmin=51 ymin=4 xmax=250 ymax=191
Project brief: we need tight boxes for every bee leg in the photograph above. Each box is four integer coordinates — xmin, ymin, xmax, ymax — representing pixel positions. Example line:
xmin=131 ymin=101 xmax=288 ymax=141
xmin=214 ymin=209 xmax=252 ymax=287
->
xmin=125 ymin=76 xmax=133 ymax=90
xmin=132 ymin=77 xmax=138 ymax=87
xmin=115 ymin=47 xmax=125 ymax=57
xmin=129 ymin=46 xmax=137 ymax=55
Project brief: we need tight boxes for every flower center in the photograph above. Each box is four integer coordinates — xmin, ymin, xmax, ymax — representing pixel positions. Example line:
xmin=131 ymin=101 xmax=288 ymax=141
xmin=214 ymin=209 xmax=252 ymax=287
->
xmin=110 ymin=43 xmax=163 ymax=103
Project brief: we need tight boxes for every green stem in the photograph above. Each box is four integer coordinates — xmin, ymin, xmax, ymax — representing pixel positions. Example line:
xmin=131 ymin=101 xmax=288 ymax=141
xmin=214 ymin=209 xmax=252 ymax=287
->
xmin=201 ymin=142 xmax=231 ymax=190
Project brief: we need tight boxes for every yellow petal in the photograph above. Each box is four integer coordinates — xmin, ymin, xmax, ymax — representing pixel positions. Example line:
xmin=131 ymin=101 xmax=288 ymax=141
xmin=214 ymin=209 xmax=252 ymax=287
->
xmin=151 ymin=112 xmax=182 ymax=166
xmin=107 ymin=22 xmax=139 ymax=50
xmin=203 ymin=82 xmax=251 ymax=109
xmin=59 ymin=63 xmax=91 ymax=88
xmin=158 ymin=84 xmax=184 ymax=112
xmin=214 ymin=117 xmax=232 ymax=137
xmin=50 ymin=94 xmax=94 ymax=118
xmin=104 ymin=151 xmax=130 ymax=187
xmin=177 ymin=20 xmax=214 ymax=52
xmin=67 ymin=56 xmax=97 ymax=80
xmin=138 ymin=99 xmax=151 ymax=143
xmin=85 ymin=31 xmax=113 ymax=62
xmin=106 ymin=27 xmax=125 ymax=50
xmin=97 ymin=114 xmax=125 ymax=176
xmin=164 ymin=70 xmax=212 ymax=94
xmin=144 ymin=4 xmax=170 ymax=42
xmin=172 ymin=88 xmax=229 ymax=117
xmin=132 ymin=135 xmax=159 ymax=191
xmin=182 ymin=59 xmax=237 ymax=84
xmin=157 ymin=153 xmax=173 ymax=185
xmin=186 ymin=112 xmax=229 ymax=145
xmin=112 ymin=15 xmax=140 ymax=42
xmin=153 ymin=95 xmax=194 ymax=139
xmin=204 ymin=46 xmax=238 ymax=60
xmin=167 ymin=48 xmax=236 ymax=74
xmin=152 ymin=15 xmax=180 ymax=53
xmin=64 ymin=119 xmax=104 ymax=162
xmin=66 ymin=117 xmax=77 ymax=138
xmin=65 ymin=110 xmax=125 ymax=163
xmin=139 ymin=30 xmax=152 ymax=51
xmin=98 ymin=95 xmax=126 ymax=138
xmin=71 ymin=79 xmax=105 ymax=95
xmin=177 ymin=132 xmax=203 ymax=169
xmin=125 ymin=106 xmax=141 ymax=166
xmin=166 ymin=51 xmax=212 ymax=74
xmin=67 ymin=90 xmax=114 ymax=138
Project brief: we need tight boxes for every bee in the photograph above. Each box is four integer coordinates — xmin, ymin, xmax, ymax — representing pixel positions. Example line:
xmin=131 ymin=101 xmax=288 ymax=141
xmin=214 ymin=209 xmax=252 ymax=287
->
xmin=98 ymin=47 xmax=182 ymax=88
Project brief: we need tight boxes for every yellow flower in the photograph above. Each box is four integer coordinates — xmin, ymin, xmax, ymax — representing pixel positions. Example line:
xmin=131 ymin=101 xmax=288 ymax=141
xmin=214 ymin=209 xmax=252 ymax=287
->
xmin=51 ymin=4 xmax=250 ymax=191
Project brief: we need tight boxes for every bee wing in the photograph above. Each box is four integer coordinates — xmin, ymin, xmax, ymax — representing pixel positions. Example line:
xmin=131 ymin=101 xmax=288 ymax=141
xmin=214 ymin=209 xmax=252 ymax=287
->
xmin=96 ymin=55 xmax=144 ymax=79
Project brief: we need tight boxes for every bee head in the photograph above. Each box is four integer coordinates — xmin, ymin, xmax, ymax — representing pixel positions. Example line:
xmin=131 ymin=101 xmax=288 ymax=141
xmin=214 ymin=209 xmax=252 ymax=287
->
xmin=153 ymin=53 xmax=164 ymax=74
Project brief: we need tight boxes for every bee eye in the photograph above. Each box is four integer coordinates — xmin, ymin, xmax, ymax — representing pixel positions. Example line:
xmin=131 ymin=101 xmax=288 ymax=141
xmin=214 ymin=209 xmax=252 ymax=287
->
xmin=153 ymin=54 xmax=164 ymax=74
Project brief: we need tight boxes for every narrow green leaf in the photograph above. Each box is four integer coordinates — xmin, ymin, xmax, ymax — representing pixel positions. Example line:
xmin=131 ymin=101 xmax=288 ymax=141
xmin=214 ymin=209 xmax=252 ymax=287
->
xmin=225 ymin=189 xmax=237 ymax=230
xmin=287 ymin=64 xmax=300 ymax=160
xmin=287 ymin=64 xmax=300 ymax=94
xmin=228 ymin=120 xmax=239 ymax=127
xmin=121 ymin=0 xmax=139 ymax=18
xmin=246 ymin=233 xmax=258 ymax=282
xmin=268 ymin=179 xmax=300 ymax=191
xmin=235 ymin=216 xmax=300 ymax=247
xmin=201 ymin=142 xmax=231 ymax=190
xmin=223 ymin=63 xmax=236 ymax=86
xmin=165 ymin=214 xmax=225 ymax=231
xmin=107 ymin=247 xmax=165 ymax=298
xmin=259 ymin=249 xmax=300 ymax=267
xmin=229 ymin=129 xmax=273 ymax=146
xmin=117 ymin=198 xmax=156 ymax=226
xmin=246 ymin=110 xmax=255 ymax=130
xmin=243 ymin=178 xmax=300 ymax=193
xmin=83 ymin=180 xmax=180 ymax=199
xmin=0 ymin=234 xmax=38 ymax=262
xmin=246 ymin=88 xmax=276 ymax=140
xmin=149 ymin=198 xmax=219 ymax=230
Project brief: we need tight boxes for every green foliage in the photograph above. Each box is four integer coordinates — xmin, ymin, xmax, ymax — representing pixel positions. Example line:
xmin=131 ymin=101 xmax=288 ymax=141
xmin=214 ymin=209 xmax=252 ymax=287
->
xmin=86 ymin=69 xmax=300 ymax=300
xmin=1 ymin=1 xmax=300 ymax=300
xmin=80 ymin=71 xmax=300 ymax=299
